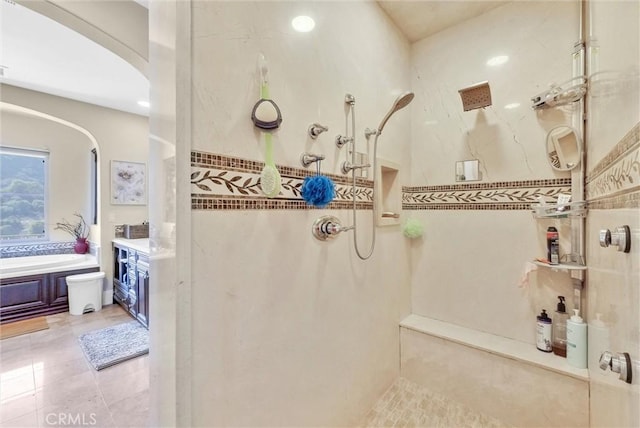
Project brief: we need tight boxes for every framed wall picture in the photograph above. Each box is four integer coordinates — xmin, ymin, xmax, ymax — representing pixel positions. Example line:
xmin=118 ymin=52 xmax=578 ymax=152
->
xmin=111 ymin=160 xmax=147 ymax=205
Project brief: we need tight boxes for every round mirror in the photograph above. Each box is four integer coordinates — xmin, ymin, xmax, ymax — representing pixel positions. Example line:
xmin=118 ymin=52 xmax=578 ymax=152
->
xmin=546 ymin=125 xmax=582 ymax=171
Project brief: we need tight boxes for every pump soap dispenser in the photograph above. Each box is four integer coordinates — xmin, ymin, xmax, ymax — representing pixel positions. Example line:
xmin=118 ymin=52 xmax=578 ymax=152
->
xmin=567 ymin=309 xmax=587 ymax=368
xmin=536 ymin=309 xmax=552 ymax=353
xmin=552 ymin=296 xmax=568 ymax=357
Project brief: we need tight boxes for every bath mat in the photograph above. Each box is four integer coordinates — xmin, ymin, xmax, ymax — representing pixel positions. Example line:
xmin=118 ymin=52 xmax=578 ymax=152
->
xmin=78 ymin=320 xmax=148 ymax=370
xmin=0 ymin=316 xmax=49 ymax=340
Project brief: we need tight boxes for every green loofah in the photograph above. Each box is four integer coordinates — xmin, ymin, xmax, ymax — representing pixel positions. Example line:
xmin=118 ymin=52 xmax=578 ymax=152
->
xmin=403 ymin=218 xmax=424 ymax=239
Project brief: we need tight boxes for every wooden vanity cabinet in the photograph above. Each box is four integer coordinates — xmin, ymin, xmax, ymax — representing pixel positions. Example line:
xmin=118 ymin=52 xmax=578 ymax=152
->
xmin=112 ymin=243 xmax=149 ymax=328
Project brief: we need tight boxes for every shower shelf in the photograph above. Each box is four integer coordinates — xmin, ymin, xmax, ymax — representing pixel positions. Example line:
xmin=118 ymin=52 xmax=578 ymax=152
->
xmin=532 ymin=260 xmax=587 ymax=272
xmin=376 ymin=158 xmax=401 ymax=227
xmin=531 ymin=201 xmax=586 ymax=219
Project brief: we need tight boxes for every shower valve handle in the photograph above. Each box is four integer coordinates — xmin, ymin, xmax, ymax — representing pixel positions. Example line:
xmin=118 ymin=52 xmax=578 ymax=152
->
xmin=335 ymin=135 xmax=352 ymax=148
xmin=308 ymin=123 xmax=329 ymax=139
xmin=341 ymin=161 xmax=370 ymax=175
xmin=312 ymin=216 xmax=353 ymax=241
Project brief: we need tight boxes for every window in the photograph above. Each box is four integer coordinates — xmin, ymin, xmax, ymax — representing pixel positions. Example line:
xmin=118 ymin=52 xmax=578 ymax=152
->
xmin=0 ymin=147 xmax=48 ymax=243
xmin=91 ymin=148 xmax=97 ymax=225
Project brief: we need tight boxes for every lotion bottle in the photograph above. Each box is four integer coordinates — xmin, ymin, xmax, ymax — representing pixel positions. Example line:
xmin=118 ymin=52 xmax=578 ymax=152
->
xmin=567 ymin=309 xmax=587 ymax=368
xmin=536 ymin=309 xmax=552 ymax=352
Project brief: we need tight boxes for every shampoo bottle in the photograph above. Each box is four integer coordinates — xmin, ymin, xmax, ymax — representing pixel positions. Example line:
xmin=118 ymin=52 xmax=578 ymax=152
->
xmin=536 ymin=309 xmax=552 ymax=352
xmin=552 ymin=296 xmax=568 ymax=357
xmin=567 ymin=309 xmax=587 ymax=368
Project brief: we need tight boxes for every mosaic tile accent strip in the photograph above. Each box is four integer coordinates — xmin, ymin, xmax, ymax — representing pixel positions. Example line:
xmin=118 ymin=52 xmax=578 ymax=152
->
xmin=361 ymin=377 xmax=507 ymax=428
xmin=0 ymin=241 xmax=75 ymax=258
xmin=586 ymin=122 xmax=640 ymax=209
xmin=191 ymin=152 xmax=572 ymax=212
xmin=192 ymin=195 xmax=372 ymax=210
xmin=587 ymin=122 xmax=640 ymax=182
xmin=403 ymin=179 xmax=572 ymax=211
xmin=191 ymin=151 xmax=373 ymax=210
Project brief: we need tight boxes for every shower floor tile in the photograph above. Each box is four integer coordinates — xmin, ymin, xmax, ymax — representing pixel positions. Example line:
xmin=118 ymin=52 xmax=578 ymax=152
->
xmin=362 ymin=377 xmax=508 ymax=428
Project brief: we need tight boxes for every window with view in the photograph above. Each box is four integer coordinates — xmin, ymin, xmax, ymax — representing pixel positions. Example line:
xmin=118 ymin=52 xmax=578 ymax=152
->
xmin=0 ymin=147 xmax=48 ymax=243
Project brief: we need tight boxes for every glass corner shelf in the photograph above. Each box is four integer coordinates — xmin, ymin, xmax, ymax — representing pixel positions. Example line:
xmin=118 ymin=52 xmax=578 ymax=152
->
xmin=531 ymin=201 xmax=586 ymax=219
xmin=533 ymin=260 xmax=587 ymax=272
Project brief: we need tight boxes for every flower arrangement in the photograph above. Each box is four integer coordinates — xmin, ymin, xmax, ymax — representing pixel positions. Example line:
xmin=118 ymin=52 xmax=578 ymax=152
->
xmin=55 ymin=213 xmax=89 ymax=240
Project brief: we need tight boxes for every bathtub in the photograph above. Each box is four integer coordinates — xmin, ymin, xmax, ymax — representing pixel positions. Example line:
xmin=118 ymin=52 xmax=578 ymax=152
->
xmin=0 ymin=253 xmax=99 ymax=280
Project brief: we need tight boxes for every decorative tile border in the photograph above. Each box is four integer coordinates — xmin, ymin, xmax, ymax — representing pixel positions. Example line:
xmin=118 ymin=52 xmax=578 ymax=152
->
xmin=191 ymin=151 xmax=373 ymax=210
xmin=192 ymin=195 xmax=372 ymax=210
xmin=191 ymin=152 xmax=574 ymax=212
xmin=0 ymin=241 xmax=75 ymax=258
xmin=403 ymin=179 xmax=572 ymax=211
xmin=586 ymin=122 xmax=640 ymax=209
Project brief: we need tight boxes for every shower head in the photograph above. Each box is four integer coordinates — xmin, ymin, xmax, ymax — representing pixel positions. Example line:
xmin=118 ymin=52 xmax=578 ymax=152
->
xmin=377 ymin=92 xmax=414 ymax=134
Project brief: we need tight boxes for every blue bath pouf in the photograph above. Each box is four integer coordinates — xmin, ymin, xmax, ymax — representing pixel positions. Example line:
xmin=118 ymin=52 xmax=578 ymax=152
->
xmin=301 ymin=175 xmax=335 ymax=208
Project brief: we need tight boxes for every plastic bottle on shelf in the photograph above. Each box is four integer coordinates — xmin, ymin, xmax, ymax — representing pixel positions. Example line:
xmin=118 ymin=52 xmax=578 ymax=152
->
xmin=588 ymin=313 xmax=610 ymax=369
xmin=547 ymin=227 xmax=559 ymax=265
xmin=567 ymin=309 xmax=588 ymax=368
xmin=536 ymin=309 xmax=553 ymax=353
xmin=552 ymin=296 xmax=568 ymax=357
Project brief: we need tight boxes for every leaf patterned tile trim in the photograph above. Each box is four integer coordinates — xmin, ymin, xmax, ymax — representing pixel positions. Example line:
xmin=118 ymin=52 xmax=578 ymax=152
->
xmin=190 ymin=151 xmax=574 ymax=211
xmin=403 ymin=179 xmax=571 ymax=210
xmin=190 ymin=151 xmax=374 ymax=210
xmin=585 ymin=123 xmax=640 ymax=209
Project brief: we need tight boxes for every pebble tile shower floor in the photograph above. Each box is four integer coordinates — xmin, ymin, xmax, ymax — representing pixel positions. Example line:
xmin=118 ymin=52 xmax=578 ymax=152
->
xmin=362 ymin=377 xmax=507 ymax=428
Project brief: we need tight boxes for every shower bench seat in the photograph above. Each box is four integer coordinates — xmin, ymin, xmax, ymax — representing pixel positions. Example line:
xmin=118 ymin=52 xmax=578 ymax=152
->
xmin=400 ymin=314 xmax=589 ymax=427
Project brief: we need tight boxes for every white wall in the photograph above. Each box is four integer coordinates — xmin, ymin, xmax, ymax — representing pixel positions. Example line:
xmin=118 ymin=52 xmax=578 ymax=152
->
xmin=19 ymin=0 xmax=148 ymax=76
xmin=1 ymin=111 xmax=93 ymax=242
xmin=187 ymin=1 xmax=412 ymax=425
xmin=1 ymin=84 xmax=149 ymax=290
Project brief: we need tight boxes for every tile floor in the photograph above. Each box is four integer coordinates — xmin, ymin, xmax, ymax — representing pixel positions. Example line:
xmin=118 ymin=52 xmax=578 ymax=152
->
xmin=0 ymin=305 xmax=149 ymax=427
xmin=362 ymin=377 xmax=507 ymax=428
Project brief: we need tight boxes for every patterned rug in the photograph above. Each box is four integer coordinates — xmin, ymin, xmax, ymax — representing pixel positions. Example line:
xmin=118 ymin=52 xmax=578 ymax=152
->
xmin=78 ymin=320 xmax=149 ymax=370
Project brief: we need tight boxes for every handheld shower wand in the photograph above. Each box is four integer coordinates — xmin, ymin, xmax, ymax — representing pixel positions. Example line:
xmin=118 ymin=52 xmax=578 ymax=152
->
xmin=351 ymin=92 xmax=414 ymax=260
xmin=365 ymin=92 xmax=415 ymax=139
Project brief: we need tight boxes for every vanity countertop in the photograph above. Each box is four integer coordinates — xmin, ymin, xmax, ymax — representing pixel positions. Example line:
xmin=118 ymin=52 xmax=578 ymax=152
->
xmin=112 ymin=238 xmax=149 ymax=254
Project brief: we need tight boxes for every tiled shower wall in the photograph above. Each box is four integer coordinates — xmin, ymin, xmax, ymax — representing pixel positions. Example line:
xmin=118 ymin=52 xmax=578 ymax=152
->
xmin=176 ymin=1 xmax=638 ymax=426
xmin=585 ymin=1 xmax=639 ymax=426
xmin=407 ymin=1 xmax=580 ymax=344
xmin=187 ymin=2 xmax=412 ymax=426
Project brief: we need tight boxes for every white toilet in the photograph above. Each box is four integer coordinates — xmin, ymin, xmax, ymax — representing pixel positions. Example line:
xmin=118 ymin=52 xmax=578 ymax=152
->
xmin=66 ymin=271 xmax=105 ymax=315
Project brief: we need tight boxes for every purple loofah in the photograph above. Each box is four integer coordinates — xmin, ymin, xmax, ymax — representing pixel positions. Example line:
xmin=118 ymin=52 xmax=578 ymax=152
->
xmin=301 ymin=175 xmax=335 ymax=208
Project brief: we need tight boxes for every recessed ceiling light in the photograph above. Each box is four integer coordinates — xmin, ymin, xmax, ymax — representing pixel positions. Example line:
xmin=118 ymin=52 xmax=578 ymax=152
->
xmin=137 ymin=100 xmax=150 ymax=108
xmin=487 ymin=55 xmax=509 ymax=67
xmin=291 ymin=15 xmax=315 ymax=33
xmin=504 ymin=103 xmax=520 ymax=109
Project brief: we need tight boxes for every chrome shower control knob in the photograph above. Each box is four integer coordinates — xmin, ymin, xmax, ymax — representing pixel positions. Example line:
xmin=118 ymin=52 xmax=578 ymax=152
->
xmin=599 ymin=229 xmax=611 ymax=248
xmin=599 ymin=351 xmax=633 ymax=384
xmin=335 ymin=135 xmax=351 ymax=148
xmin=599 ymin=225 xmax=631 ymax=252
xmin=312 ymin=216 xmax=353 ymax=241
xmin=308 ymin=123 xmax=329 ymax=139
xmin=599 ymin=351 xmax=613 ymax=370
xmin=312 ymin=216 xmax=342 ymax=241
